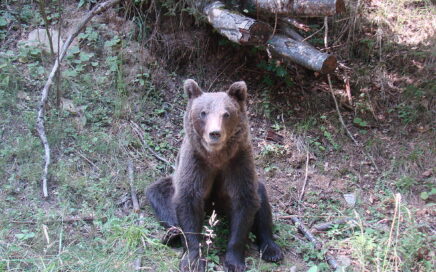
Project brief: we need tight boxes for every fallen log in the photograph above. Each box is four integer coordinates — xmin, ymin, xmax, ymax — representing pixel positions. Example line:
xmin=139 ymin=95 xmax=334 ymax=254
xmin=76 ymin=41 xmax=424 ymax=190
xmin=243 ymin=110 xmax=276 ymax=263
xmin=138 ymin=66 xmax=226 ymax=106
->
xmin=204 ymin=1 xmax=272 ymax=45
xmin=248 ymin=0 xmax=345 ymax=17
xmin=267 ymin=34 xmax=337 ymax=73
xmin=280 ymin=25 xmax=311 ymax=46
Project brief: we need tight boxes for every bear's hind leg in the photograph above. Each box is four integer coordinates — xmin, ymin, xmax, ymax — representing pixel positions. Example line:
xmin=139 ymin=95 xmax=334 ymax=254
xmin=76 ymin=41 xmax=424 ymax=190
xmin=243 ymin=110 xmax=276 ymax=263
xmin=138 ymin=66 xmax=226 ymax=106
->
xmin=252 ymin=182 xmax=283 ymax=262
xmin=146 ymin=176 xmax=181 ymax=245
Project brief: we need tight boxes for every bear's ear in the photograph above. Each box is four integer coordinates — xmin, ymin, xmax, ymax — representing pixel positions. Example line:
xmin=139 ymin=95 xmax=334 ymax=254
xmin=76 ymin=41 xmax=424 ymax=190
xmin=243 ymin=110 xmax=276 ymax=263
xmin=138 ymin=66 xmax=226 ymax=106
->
xmin=184 ymin=79 xmax=203 ymax=99
xmin=227 ymin=81 xmax=247 ymax=103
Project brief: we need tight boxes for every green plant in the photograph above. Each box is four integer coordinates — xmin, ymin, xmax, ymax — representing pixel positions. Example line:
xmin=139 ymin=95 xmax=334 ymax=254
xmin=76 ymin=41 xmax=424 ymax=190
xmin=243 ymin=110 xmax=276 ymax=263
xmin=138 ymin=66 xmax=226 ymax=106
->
xmin=259 ymin=143 xmax=285 ymax=159
xmin=257 ymin=60 xmax=293 ymax=87
xmin=353 ymin=117 xmax=368 ymax=127
xmin=320 ymin=125 xmax=340 ymax=151
xmin=395 ymin=176 xmax=417 ymax=192
xmin=78 ymin=26 xmax=100 ymax=48
xmin=396 ymin=102 xmax=418 ymax=124
xmin=420 ymin=187 xmax=436 ymax=200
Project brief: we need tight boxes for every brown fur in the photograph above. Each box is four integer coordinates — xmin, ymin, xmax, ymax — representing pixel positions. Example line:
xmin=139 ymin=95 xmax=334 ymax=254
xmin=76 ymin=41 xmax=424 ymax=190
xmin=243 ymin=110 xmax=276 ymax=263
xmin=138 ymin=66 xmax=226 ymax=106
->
xmin=146 ymin=79 xmax=282 ymax=272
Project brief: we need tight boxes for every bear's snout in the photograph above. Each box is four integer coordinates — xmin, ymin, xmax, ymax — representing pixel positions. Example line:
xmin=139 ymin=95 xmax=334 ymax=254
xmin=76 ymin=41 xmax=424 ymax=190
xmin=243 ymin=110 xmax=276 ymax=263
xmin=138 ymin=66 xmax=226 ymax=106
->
xmin=209 ymin=130 xmax=221 ymax=141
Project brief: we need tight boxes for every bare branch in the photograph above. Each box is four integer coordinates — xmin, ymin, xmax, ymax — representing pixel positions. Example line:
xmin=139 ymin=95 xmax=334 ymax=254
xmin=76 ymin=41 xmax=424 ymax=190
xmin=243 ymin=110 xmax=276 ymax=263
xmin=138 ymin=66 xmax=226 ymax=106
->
xmin=36 ymin=0 xmax=121 ymax=198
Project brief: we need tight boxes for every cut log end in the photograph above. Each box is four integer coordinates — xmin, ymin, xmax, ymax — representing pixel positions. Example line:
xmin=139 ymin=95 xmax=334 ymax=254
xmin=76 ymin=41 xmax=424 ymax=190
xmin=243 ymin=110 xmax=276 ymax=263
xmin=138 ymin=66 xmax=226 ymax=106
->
xmin=321 ymin=55 xmax=337 ymax=74
xmin=204 ymin=1 xmax=272 ymax=45
xmin=246 ymin=21 xmax=273 ymax=44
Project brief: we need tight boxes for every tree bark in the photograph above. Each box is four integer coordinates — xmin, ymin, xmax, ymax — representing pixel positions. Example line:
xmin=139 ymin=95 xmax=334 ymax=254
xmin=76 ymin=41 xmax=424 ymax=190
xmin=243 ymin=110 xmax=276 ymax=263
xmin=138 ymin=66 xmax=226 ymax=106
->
xmin=268 ymin=34 xmax=337 ymax=73
xmin=248 ymin=0 xmax=345 ymax=17
xmin=204 ymin=1 xmax=272 ymax=45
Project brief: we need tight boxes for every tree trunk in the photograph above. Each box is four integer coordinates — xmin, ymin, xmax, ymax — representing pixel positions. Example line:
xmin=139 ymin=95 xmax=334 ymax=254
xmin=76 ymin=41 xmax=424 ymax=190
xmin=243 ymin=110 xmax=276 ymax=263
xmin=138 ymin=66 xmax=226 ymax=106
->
xmin=248 ymin=0 xmax=346 ymax=17
xmin=268 ymin=34 xmax=337 ymax=73
xmin=204 ymin=1 xmax=272 ymax=45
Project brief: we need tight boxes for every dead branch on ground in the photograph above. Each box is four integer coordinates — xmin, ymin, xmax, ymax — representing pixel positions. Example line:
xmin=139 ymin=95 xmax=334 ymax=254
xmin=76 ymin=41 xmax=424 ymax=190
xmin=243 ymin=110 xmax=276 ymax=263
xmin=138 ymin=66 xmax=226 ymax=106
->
xmin=312 ymin=217 xmax=357 ymax=232
xmin=12 ymin=215 xmax=107 ymax=224
xmin=128 ymin=159 xmax=140 ymax=213
xmin=298 ymin=150 xmax=310 ymax=204
xmin=127 ymin=159 xmax=145 ymax=270
xmin=36 ymin=0 xmax=121 ymax=198
xmin=287 ymin=216 xmax=340 ymax=270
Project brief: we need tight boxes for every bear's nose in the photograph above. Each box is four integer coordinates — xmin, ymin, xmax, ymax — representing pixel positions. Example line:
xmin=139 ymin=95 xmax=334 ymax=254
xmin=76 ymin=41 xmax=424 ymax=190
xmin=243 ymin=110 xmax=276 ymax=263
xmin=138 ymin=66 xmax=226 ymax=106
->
xmin=209 ymin=131 xmax=221 ymax=141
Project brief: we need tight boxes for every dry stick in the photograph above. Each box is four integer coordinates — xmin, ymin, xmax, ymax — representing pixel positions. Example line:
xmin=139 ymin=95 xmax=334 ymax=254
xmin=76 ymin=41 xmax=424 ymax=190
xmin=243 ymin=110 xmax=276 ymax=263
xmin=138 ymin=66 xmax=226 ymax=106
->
xmin=38 ymin=0 xmax=54 ymax=56
xmin=127 ymin=159 xmax=144 ymax=270
xmin=312 ymin=217 xmax=356 ymax=232
xmin=323 ymin=17 xmax=356 ymax=145
xmin=128 ymin=159 xmax=140 ymax=213
xmin=130 ymin=121 xmax=175 ymax=170
xmin=11 ymin=215 xmax=107 ymax=224
xmin=298 ymin=150 xmax=310 ymax=204
xmin=289 ymin=216 xmax=340 ymax=270
xmin=36 ymin=0 xmax=121 ymax=198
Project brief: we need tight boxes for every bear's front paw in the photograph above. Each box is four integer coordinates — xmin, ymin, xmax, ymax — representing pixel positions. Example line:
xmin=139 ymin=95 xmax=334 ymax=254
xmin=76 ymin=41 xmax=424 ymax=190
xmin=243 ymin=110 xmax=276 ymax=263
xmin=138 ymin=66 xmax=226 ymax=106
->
xmin=162 ymin=227 xmax=182 ymax=246
xmin=224 ymin=253 xmax=246 ymax=272
xmin=260 ymin=241 xmax=283 ymax=262
xmin=179 ymin=253 xmax=206 ymax=272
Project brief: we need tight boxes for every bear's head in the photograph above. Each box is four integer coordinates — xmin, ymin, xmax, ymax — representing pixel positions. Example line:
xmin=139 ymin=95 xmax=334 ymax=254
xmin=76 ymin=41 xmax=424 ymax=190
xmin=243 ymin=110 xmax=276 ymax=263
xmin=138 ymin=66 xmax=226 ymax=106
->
xmin=184 ymin=79 xmax=248 ymax=153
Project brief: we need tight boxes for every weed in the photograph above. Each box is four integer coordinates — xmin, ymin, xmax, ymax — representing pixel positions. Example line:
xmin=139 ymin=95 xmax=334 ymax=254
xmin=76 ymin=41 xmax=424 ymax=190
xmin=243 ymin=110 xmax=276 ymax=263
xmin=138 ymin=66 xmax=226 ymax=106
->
xmin=320 ymin=125 xmax=340 ymax=151
xmin=259 ymin=143 xmax=285 ymax=161
xmin=257 ymin=60 xmax=293 ymax=87
xmin=395 ymin=176 xmax=417 ymax=192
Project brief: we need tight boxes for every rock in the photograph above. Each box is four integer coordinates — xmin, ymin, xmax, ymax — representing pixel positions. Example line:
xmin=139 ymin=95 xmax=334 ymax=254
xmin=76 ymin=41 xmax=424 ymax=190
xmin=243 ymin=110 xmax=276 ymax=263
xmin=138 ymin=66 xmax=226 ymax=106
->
xmin=422 ymin=169 xmax=433 ymax=178
xmin=23 ymin=28 xmax=64 ymax=54
xmin=343 ymin=193 xmax=356 ymax=207
xmin=336 ymin=255 xmax=352 ymax=268
xmin=17 ymin=91 xmax=30 ymax=101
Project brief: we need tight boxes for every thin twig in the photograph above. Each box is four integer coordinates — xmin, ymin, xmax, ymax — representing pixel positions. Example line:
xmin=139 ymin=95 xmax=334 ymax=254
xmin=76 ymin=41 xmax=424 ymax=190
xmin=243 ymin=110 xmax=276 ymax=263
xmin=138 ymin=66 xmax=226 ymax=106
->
xmin=302 ymin=26 xmax=325 ymax=43
xmin=312 ymin=217 xmax=356 ymax=232
xmin=298 ymin=150 xmax=310 ymax=204
xmin=36 ymin=0 xmax=121 ymax=198
xmin=127 ymin=158 xmax=144 ymax=270
xmin=130 ymin=121 xmax=175 ymax=170
xmin=38 ymin=0 xmax=54 ymax=56
xmin=77 ymin=151 xmax=101 ymax=171
xmin=128 ymin=159 xmax=140 ymax=213
xmin=324 ymin=17 xmax=380 ymax=172
xmin=11 ymin=215 xmax=107 ymax=224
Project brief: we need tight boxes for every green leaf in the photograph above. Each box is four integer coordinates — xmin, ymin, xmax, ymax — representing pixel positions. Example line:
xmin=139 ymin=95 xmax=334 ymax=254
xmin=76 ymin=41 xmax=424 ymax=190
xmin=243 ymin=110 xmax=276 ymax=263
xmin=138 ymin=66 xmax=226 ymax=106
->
xmin=307 ymin=265 xmax=318 ymax=272
xmin=420 ymin=191 xmax=429 ymax=200
xmin=0 ymin=17 xmax=8 ymax=27
xmin=275 ymin=66 xmax=287 ymax=77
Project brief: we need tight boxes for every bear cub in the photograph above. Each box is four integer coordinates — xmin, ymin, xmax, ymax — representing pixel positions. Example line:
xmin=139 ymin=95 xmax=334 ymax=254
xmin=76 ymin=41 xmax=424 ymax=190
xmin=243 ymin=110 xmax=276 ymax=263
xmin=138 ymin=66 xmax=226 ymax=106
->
xmin=146 ymin=79 xmax=283 ymax=272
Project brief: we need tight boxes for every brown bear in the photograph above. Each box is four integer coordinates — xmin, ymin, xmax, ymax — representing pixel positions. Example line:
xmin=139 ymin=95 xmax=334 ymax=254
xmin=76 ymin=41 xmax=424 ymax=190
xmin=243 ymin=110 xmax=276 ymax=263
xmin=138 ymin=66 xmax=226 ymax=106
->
xmin=146 ymin=79 xmax=283 ymax=272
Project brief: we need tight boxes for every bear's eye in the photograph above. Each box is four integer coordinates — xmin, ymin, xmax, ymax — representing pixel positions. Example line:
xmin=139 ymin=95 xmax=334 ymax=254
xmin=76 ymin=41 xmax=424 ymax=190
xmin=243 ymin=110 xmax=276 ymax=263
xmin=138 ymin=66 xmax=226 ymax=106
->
xmin=200 ymin=111 xmax=207 ymax=118
xmin=223 ymin=112 xmax=230 ymax=119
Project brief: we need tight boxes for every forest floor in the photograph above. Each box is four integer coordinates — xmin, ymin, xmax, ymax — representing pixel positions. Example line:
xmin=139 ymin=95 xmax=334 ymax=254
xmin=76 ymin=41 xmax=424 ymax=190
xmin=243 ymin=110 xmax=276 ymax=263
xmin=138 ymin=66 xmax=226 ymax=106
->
xmin=0 ymin=1 xmax=434 ymax=271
